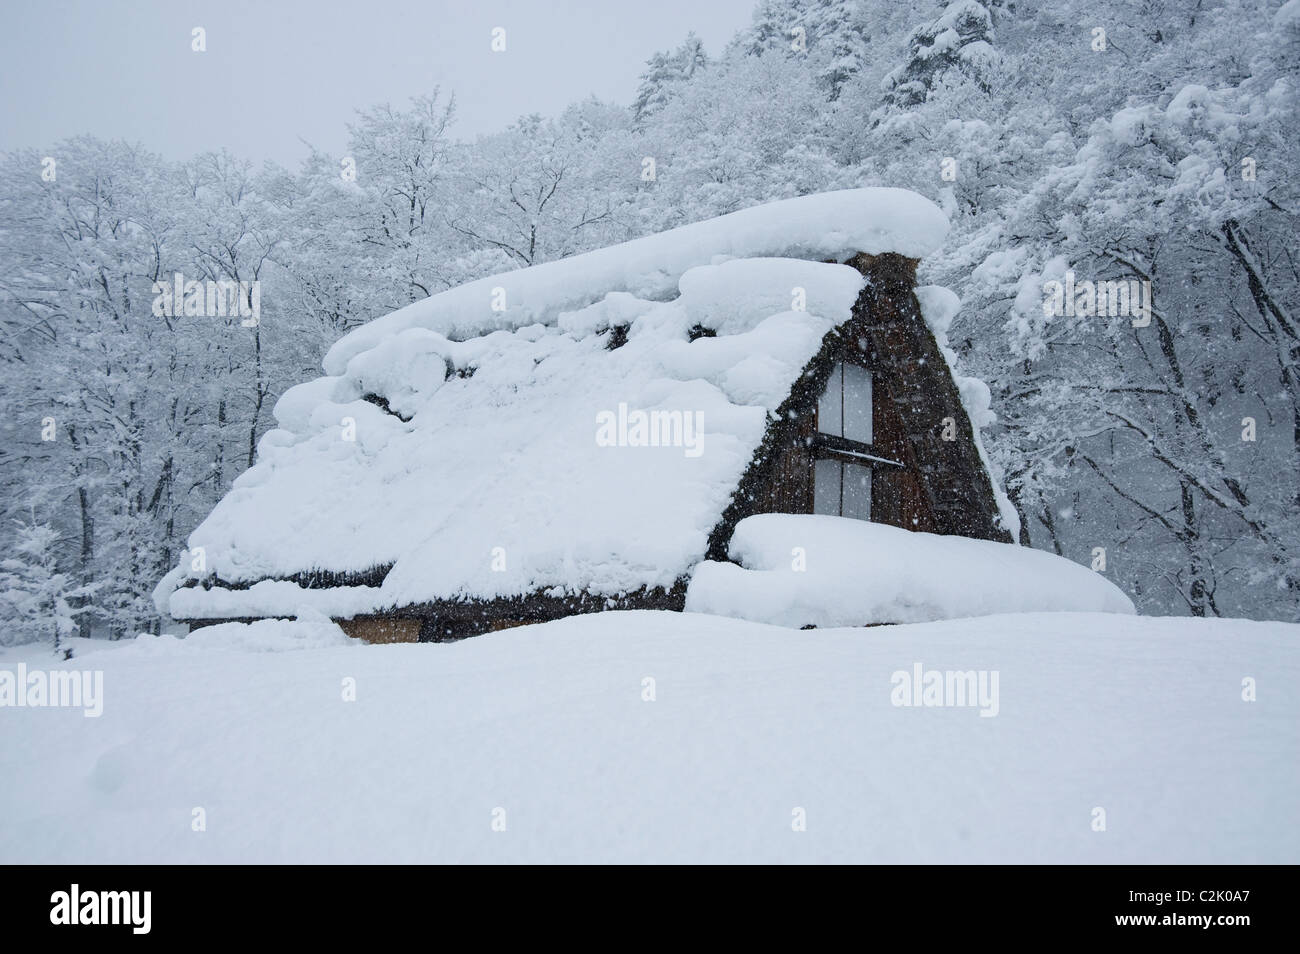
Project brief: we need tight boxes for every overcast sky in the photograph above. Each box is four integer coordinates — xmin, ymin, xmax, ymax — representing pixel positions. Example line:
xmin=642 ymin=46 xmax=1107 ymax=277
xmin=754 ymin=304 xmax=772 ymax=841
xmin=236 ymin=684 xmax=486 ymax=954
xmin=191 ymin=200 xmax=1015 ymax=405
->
xmin=0 ymin=0 xmax=755 ymax=168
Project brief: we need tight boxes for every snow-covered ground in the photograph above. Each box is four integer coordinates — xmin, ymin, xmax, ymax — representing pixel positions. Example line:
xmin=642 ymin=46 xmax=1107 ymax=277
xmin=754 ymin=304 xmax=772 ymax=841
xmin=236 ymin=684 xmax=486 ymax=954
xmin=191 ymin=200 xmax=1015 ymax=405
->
xmin=1 ymin=610 xmax=1296 ymax=863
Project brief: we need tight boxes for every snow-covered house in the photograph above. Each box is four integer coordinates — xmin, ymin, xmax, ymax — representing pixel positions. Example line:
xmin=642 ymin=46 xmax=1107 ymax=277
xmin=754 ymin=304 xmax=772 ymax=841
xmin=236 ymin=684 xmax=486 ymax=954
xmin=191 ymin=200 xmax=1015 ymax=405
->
xmin=157 ymin=189 xmax=1038 ymax=641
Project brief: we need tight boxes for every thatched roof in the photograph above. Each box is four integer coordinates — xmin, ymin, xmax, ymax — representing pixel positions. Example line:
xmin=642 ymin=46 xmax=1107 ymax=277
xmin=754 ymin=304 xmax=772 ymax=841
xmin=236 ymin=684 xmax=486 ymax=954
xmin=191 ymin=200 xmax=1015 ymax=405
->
xmin=158 ymin=188 xmax=1007 ymax=621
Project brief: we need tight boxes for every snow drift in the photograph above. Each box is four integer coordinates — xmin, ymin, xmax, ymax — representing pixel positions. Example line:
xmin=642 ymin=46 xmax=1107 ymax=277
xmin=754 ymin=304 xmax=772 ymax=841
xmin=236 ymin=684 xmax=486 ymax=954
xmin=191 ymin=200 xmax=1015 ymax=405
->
xmin=686 ymin=514 xmax=1136 ymax=627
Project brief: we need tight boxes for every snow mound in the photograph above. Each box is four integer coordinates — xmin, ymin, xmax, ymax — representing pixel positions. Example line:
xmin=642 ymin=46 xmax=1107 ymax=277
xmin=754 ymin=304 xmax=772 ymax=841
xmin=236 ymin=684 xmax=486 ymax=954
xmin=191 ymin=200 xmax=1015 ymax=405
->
xmin=685 ymin=514 xmax=1136 ymax=627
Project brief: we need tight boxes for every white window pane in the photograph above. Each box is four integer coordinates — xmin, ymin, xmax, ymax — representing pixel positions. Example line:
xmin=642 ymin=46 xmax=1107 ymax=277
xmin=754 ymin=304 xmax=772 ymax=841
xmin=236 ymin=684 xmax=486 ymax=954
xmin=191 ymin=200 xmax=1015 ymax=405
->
xmin=813 ymin=458 xmax=841 ymax=515
xmin=842 ymin=462 xmax=871 ymax=521
xmin=843 ymin=363 xmax=873 ymax=445
xmin=817 ymin=363 xmax=842 ymax=436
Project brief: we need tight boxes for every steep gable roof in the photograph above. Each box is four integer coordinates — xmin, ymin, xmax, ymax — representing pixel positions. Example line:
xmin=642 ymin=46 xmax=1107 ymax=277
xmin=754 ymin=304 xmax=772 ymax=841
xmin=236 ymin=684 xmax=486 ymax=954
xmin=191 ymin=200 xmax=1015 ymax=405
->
xmin=158 ymin=188 xmax=997 ymax=622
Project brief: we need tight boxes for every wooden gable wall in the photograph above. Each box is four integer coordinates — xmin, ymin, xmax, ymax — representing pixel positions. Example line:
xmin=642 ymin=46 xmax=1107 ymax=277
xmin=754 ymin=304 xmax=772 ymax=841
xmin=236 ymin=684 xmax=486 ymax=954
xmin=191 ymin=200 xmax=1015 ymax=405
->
xmin=705 ymin=251 xmax=1012 ymax=560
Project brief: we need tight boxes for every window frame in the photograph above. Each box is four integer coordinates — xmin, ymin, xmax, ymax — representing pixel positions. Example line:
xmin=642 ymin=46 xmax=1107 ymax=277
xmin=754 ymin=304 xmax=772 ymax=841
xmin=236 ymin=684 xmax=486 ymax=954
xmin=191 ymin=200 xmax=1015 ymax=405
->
xmin=811 ymin=349 xmax=901 ymax=521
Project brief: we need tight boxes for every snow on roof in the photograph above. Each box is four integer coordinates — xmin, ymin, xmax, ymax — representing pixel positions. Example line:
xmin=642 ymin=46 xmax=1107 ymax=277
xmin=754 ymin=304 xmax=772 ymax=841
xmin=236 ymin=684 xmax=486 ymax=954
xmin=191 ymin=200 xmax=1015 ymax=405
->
xmin=322 ymin=188 xmax=948 ymax=374
xmin=161 ymin=188 xmax=954 ymax=620
xmin=686 ymin=515 xmax=1136 ymax=627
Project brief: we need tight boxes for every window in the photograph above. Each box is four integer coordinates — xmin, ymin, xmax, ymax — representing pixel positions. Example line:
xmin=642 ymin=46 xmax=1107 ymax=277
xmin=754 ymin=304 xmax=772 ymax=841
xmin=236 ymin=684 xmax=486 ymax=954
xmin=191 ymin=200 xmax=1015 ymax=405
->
xmin=818 ymin=361 xmax=872 ymax=444
xmin=813 ymin=360 xmax=876 ymax=521
xmin=813 ymin=459 xmax=871 ymax=520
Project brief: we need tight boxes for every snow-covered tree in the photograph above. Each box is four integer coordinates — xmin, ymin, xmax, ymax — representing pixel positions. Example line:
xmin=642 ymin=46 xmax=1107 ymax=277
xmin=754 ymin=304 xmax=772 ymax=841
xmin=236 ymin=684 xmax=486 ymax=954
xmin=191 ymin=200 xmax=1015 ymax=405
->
xmin=958 ymin=4 xmax=1300 ymax=618
xmin=881 ymin=0 xmax=1000 ymax=109
xmin=735 ymin=0 xmax=871 ymax=98
xmin=0 ymin=522 xmax=97 ymax=653
xmin=632 ymin=33 xmax=708 ymax=125
xmin=445 ymin=103 xmax=638 ymax=266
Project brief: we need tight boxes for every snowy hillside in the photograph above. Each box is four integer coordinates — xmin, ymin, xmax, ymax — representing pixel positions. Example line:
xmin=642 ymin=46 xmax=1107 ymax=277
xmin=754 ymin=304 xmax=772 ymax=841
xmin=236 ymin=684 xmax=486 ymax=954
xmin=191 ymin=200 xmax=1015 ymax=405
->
xmin=2 ymin=610 xmax=1295 ymax=864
